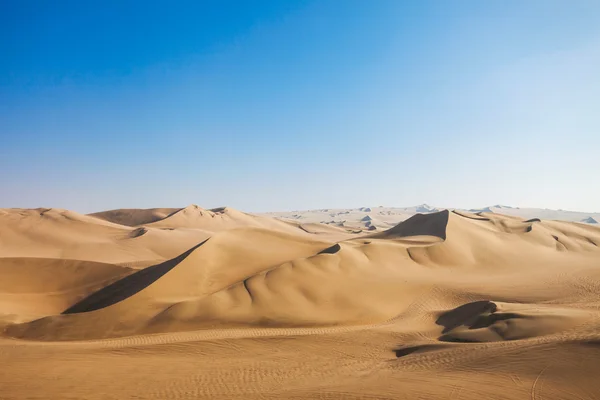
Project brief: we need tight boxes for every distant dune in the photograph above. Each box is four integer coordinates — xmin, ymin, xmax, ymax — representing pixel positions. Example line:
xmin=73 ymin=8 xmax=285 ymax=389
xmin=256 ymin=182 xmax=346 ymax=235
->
xmin=263 ymin=203 xmax=600 ymax=226
xmin=2 ymin=204 xmax=600 ymax=399
xmin=89 ymin=207 xmax=181 ymax=226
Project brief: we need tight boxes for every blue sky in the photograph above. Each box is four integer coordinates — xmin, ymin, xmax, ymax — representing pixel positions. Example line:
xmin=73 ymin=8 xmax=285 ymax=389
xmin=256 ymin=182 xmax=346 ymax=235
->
xmin=1 ymin=0 xmax=599 ymax=213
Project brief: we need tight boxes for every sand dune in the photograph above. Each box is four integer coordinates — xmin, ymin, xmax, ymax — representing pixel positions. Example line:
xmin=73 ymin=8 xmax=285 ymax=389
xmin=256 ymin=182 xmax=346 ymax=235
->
xmin=0 ymin=257 xmax=133 ymax=324
xmin=2 ymin=206 xmax=600 ymax=398
xmin=436 ymin=300 xmax=592 ymax=342
xmin=0 ymin=207 xmax=208 ymax=264
xmin=89 ymin=207 xmax=181 ymax=226
xmin=144 ymin=204 xmax=302 ymax=232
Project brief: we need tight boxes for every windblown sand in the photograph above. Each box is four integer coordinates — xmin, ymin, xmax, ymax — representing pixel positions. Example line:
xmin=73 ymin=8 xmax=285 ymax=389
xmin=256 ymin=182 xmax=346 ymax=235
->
xmin=1 ymin=206 xmax=600 ymax=399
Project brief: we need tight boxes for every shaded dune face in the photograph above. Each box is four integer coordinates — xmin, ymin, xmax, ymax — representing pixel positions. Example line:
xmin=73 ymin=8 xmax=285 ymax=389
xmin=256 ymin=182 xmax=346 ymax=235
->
xmin=3 ymin=208 xmax=600 ymax=342
xmin=62 ymin=241 xmax=208 ymax=314
xmin=436 ymin=301 xmax=591 ymax=342
xmin=369 ymin=209 xmax=449 ymax=240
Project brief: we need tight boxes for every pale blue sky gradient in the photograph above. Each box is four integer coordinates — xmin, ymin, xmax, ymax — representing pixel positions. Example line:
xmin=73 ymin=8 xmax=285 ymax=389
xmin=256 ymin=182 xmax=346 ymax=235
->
xmin=1 ymin=1 xmax=599 ymax=213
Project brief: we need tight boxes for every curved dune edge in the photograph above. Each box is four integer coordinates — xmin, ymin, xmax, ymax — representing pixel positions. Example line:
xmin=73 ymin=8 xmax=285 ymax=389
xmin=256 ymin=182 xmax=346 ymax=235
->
xmin=61 ymin=240 xmax=209 ymax=314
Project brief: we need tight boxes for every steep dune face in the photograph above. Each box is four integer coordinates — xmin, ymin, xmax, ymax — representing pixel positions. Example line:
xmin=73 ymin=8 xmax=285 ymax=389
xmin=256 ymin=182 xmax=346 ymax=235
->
xmin=404 ymin=211 xmax=600 ymax=268
xmin=2 ymin=207 xmax=600 ymax=399
xmin=369 ymin=209 xmax=449 ymax=241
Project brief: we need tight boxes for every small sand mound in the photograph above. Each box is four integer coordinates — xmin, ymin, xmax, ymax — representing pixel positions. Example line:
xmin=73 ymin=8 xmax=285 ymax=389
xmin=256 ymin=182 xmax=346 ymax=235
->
xmin=437 ymin=301 xmax=591 ymax=342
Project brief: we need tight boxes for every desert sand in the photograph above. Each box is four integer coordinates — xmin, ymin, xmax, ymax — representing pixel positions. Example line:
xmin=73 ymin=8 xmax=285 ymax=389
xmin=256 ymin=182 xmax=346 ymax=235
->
xmin=1 ymin=205 xmax=600 ymax=399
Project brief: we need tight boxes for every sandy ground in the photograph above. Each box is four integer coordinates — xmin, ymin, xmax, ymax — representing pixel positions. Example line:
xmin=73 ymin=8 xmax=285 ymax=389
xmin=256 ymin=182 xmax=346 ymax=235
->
xmin=1 ymin=205 xmax=600 ymax=399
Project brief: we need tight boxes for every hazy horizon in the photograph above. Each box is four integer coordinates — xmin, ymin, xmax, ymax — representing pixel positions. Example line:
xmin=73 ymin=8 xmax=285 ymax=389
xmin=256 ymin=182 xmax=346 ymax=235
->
xmin=2 ymin=1 xmax=599 ymax=213
xmin=24 ymin=202 xmax=600 ymax=216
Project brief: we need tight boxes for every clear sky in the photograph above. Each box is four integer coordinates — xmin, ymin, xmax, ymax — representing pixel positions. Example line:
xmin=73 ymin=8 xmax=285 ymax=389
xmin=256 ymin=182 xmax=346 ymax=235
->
xmin=1 ymin=0 xmax=599 ymax=213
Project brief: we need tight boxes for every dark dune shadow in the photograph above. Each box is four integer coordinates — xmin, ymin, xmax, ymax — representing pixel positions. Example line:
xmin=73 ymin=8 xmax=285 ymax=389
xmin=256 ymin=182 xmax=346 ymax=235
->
xmin=436 ymin=300 xmax=497 ymax=334
xmin=129 ymin=227 xmax=148 ymax=238
xmin=62 ymin=239 xmax=209 ymax=314
xmin=394 ymin=344 xmax=441 ymax=358
xmin=164 ymin=207 xmax=188 ymax=218
xmin=298 ymin=224 xmax=315 ymax=234
xmin=318 ymin=243 xmax=341 ymax=254
xmin=369 ymin=210 xmax=449 ymax=240
xmin=525 ymin=218 xmax=541 ymax=223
